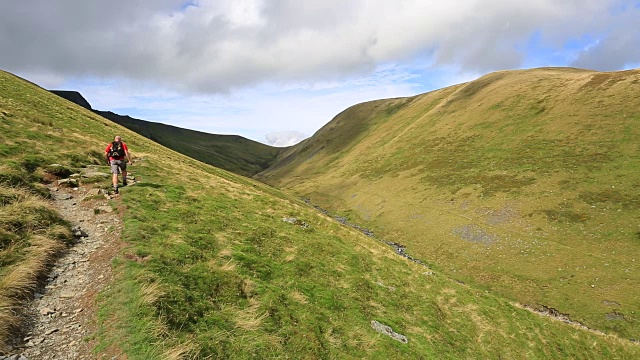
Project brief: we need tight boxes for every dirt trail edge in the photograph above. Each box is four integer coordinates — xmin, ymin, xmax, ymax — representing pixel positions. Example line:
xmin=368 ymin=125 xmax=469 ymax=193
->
xmin=17 ymin=183 xmax=126 ymax=360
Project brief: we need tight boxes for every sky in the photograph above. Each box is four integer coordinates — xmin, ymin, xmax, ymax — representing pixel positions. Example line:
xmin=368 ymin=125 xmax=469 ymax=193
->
xmin=1 ymin=1 xmax=639 ymax=146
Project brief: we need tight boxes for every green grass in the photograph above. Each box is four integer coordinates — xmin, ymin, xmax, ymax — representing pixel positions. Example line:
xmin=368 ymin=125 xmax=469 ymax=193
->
xmin=2 ymin=68 xmax=640 ymax=358
xmin=258 ymin=67 xmax=640 ymax=340
xmin=98 ymin=159 xmax=640 ymax=358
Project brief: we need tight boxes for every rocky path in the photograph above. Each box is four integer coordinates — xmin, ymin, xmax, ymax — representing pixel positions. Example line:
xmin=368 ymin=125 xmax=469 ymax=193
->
xmin=9 ymin=183 xmax=125 ymax=360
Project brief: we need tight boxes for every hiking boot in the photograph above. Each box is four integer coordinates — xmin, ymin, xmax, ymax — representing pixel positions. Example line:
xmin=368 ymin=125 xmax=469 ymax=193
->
xmin=122 ymin=181 xmax=128 ymax=187
xmin=113 ymin=186 xmax=119 ymax=194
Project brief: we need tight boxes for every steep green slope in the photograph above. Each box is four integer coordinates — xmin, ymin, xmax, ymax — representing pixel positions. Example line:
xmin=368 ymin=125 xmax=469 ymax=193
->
xmin=50 ymin=90 xmax=285 ymax=177
xmin=257 ymin=67 xmax=640 ymax=339
xmin=2 ymin=69 xmax=639 ymax=358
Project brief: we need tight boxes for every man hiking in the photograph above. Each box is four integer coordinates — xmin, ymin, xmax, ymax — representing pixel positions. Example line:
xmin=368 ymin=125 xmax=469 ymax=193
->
xmin=105 ymin=135 xmax=132 ymax=194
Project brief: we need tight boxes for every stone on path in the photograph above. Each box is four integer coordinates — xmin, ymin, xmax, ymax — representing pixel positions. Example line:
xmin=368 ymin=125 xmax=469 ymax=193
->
xmin=44 ymin=328 xmax=59 ymax=336
xmin=52 ymin=193 xmax=73 ymax=201
xmin=95 ymin=206 xmax=113 ymax=213
xmin=59 ymin=291 xmax=76 ymax=299
xmin=81 ymin=170 xmax=110 ymax=179
xmin=39 ymin=307 xmax=55 ymax=316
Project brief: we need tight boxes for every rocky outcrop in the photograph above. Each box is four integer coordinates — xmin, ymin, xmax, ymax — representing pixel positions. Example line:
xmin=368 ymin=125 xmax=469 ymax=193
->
xmin=371 ymin=320 xmax=408 ymax=343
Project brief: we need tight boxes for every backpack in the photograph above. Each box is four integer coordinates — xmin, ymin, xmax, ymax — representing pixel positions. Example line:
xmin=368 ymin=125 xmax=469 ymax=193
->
xmin=108 ymin=141 xmax=125 ymax=158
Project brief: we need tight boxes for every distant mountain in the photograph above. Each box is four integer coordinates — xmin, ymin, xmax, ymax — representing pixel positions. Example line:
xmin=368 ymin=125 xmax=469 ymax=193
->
xmin=50 ymin=90 xmax=92 ymax=110
xmin=257 ymin=67 xmax=640 ymax=338
xmin=50 ymin=90 xmax=285 ymax=177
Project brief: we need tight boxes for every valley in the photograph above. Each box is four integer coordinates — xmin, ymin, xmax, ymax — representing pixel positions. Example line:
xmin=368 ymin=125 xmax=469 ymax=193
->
xmin=1 ymin=67 xmax=639 ymax=358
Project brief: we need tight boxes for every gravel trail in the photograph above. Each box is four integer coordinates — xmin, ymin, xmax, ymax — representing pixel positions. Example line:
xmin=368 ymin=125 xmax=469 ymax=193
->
xmin=13 ymin=184 xmax=125 ymax=360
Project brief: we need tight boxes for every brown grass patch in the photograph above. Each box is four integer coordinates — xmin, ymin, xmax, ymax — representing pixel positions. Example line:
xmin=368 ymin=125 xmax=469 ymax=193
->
xmin=240 ymin=278 xmax=256 ymax=298
xmin=219 ymin=259 xmax=236 ymax=272
xmin=323 ymin=327 xmax=342 ymax=347
xmin=234 ymin=299 xmax=268 ymax=331
xmin=217 ymin=247 xmax=233 ymax=258
xmin=140 ymin=281 xmax=165 ymax=306
xmin=461 ymin=303 xmax=493 ymax=343
xmin=290 ymin=290 xmax=308 ymax=304
xmin=345 ymin=327 xmax=377 ymax=353
xmin=162 ymin=339 xmax=198 ymax=360
xmin=0 ymin=235 xmax=65 ymax=352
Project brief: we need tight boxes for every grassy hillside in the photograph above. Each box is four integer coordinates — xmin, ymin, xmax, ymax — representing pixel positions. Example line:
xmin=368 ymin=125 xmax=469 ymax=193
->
xmin=257 ymin=67 xmax=640 ymax=339
xmin=50 ymin=90 xmax=285 ymax=177
xmin=1 ymin=69 xmax=639 ymax=358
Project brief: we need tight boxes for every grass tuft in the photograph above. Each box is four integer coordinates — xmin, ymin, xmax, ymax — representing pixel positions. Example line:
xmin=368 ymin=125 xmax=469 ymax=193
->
xmin=140 ymin=281 xmax=165 ymax=306
xmin=162 ymin=340 xmax=198 ymax=360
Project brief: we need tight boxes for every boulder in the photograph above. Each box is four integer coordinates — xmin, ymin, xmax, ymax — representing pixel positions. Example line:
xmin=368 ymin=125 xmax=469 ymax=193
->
xmin=57 ymin=178 xmax=78 ymax=187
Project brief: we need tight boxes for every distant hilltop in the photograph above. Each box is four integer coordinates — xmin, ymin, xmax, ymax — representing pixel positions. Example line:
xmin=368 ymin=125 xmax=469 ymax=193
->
xmin=49 ymin=90 xmax=93 ymax=110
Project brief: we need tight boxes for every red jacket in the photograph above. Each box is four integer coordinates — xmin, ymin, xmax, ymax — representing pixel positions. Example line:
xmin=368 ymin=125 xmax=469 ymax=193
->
xmin=105 ymin=141 xmax=129 ymax=161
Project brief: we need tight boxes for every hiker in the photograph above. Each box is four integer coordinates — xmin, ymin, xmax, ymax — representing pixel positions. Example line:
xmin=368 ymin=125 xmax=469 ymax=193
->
xmin=105 ymin=135 xmax=132 ymax=194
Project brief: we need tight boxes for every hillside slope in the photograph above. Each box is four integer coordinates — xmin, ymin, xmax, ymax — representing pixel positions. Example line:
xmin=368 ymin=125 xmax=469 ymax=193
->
xmin=50 ymin=90 xmax=285 ymax=177
xmin=1 ymin=69 xmax=639 ymax=358
xmin=257 ymin=67 xmax=640 ymax=339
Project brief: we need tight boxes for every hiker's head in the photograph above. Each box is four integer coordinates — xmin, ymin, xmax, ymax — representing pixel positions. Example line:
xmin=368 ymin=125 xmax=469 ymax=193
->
xmin=114 ymin=136 xmax=122 ymax=142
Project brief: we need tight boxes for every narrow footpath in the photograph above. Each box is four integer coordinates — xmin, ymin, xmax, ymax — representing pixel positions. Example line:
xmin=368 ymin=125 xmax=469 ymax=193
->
xmin=14 ymin=181 xmax=126 ymax=360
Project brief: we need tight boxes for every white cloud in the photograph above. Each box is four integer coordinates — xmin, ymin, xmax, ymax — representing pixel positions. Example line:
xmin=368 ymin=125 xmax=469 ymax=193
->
xmin=265 ymin=131 xmax=307 ymax=147
xmin=2 ymin=1 xmax=639 ymax=144
xmin=226 ymin=0 xmax=266 ymax=28
xmin=65 ymin=63 xmax=428 ymax=143
xmin=1 ymin=1 xmax=638 ymax=94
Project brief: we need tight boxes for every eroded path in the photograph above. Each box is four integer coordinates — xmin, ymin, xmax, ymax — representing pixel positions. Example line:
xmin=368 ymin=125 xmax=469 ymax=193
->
xmin=16 ymin=182 xmax=125 ymax=360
